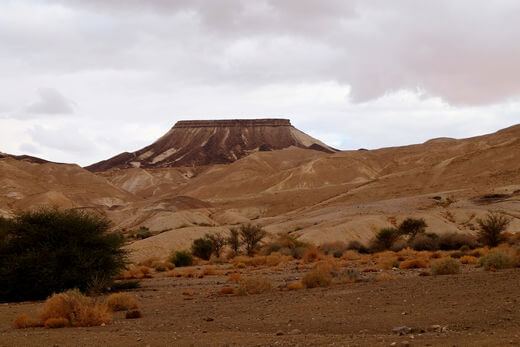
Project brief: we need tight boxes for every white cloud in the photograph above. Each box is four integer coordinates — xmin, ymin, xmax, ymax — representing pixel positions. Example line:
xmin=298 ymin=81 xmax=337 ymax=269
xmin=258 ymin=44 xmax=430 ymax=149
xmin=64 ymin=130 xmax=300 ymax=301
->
xmin=0 ymin=1 xmax=519 ymax=166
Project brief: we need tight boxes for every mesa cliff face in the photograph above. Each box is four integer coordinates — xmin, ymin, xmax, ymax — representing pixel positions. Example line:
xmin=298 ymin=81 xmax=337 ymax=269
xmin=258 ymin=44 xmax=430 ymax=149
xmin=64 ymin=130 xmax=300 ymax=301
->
xmin=86 ymin=119 xmax=336 ymax=171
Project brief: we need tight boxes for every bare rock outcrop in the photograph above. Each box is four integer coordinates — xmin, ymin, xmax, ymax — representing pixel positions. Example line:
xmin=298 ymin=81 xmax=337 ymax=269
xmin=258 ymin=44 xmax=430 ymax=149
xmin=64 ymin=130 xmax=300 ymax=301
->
xmin=86 ymin=119 xmax=336 ymax=171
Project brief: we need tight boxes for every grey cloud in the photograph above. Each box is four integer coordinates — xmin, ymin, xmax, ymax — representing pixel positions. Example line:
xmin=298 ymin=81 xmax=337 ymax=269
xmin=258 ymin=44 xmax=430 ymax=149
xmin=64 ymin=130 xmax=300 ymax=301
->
xmin=26 ymin=88 xmax=75 ymax=115
xmin=19 ymin=142 xmax=40 ymax=154
xmin=28 ymin=125 xmax=91 ymax=153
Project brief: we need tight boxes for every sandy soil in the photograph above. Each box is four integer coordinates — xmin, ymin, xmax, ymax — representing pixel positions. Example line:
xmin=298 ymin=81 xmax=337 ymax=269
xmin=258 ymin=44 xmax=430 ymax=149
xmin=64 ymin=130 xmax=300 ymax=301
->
xmin=1 ymin=266 xmax=519 ymax=347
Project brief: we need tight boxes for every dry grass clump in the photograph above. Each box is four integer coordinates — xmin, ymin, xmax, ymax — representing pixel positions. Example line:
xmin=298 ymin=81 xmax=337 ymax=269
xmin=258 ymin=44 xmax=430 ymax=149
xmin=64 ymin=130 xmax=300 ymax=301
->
xmin=201 ymin=266 xmax=216 ymax=276
xmin=227 ymin=273 xmax=242 ymax=282
xmin=429 ymin=251 xmax=443 ymax=259
xmin=431 ymin=258 xmax=461 ymax=275
xmin=320 ymin=241 xmax=348 ymax=258
xmin=182 ymin=268 xmax=196 ymax=278
xmin=335 ymin=269 xmax=360 ymax=284
xmin=44 ymin=318 xmax=69 ymax=329
xmin=220 ymin=287 xmax=235 ymax=295
xmin=231 ymin=256 xmax=254 ymax=267
xmin=286 ymin=281 xmax=304 ymax=290
xmin=302 ymin=247 xmax=323 ymax=263
xmin=341 ymin=250 xmax=362 ymax=261
xmin=153 ymin=262 xmax=175 ymax=272
xmin=117 ymin=265 xmax=153 ymax=280
xmin=38 ymin=289 xmax=111 ymax=328
xmin=301 ymin=260 xmax=340 ymax=288
xmin=460 ymin=255 xmax=478 ymax=264
xmin=13 ymin=314 xmax=43 ymax=329
xmin=266 ymin=252 xmax=291 ymax=266
xmin=106 ymin=293 xmax=139 ymax=312
xmin=399 ymin=258 xmax=429 ymax=269
xmin=237 ymin=276 xmax=273 ymax=295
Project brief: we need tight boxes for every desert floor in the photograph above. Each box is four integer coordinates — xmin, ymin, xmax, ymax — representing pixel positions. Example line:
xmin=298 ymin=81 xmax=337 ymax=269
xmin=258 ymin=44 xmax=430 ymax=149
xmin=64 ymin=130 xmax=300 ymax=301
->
xmin=1 ymin=263 xmax=519 ymax=347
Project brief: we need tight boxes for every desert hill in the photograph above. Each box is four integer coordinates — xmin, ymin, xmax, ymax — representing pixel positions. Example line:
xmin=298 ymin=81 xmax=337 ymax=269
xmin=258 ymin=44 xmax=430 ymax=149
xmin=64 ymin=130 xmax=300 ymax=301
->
xmin=1 ymin=123 xmax=519 ymax=262
xmin=86 ymin=119 xmax=336 ymax=171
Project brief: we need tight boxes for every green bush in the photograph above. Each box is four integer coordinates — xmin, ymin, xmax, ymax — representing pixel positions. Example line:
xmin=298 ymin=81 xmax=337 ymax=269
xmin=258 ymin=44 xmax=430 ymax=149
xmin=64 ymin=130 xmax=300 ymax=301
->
xmin=205 ymin=233 xmax=227 ymax=258
xmin=0 ymin=208 xmax=127 ymax=302
xmin=431 ymin=258 xmax=461 ymax=275
xmin=480 ymin=251 xmax=515 ymax=270
xmin=227 ymin=228 xmax=242 ymax=253
xmin=477 ymin=212 xmax=511 ymax=247
xmin=191 ymin=238 xmax=213 ymax=260
xmin=170 ymin=250 xmax=193 ymax=267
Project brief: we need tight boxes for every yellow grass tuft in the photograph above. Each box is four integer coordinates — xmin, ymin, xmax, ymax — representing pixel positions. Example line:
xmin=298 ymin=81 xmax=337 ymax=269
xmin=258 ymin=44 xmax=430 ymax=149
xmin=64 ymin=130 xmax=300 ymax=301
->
xmin=227 ymin=273 xmax=242 ymax=282
xmin=399 ymin=258 xmax=429 ymax=269
xmin=220 ymin=287 xmax=235 ymax=295
xmin=286 ymin=281 xmax=304 ymax=290
xmin=237 ymin=276 xmax=273 ymax=295
xmin=106 ymin=293 xmax=139 ymax=312
xmin=302 ymin=247 xmax=323 ymax=263
xmin=460 ymin=255 xmax=478 ymax=264
xmin=13 ymin=314 xmax=43 ymax=329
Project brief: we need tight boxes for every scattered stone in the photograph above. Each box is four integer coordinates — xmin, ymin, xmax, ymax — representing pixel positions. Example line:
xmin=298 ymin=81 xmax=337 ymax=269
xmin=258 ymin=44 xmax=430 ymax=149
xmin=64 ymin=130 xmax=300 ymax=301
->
xmin=288 ymin=329 xmax=301 ymax=335
xmin=390 ymin=342 xmax=397 ymax=346
xmin=204 ymin=317 xmax=214 ymax=322
xmin=401 ymin=312 xmax=407 ymax=315
xmin=276 ymin=330 xmax=284 ymax=336
xmin=427 ymin=325 xmax=441 ymax=332
xmin=392 ymin=326 xmax=411 ymax=335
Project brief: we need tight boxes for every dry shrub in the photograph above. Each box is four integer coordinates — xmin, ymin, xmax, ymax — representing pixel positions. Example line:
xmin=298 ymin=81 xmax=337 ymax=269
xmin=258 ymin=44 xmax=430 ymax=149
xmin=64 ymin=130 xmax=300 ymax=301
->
xmin=341 ymin=250 xmax=361 ymax=261
xmin=139 ymin=257 xmax=160 ymax=267
xmin=315 ymin=260 xmax=341 ymax=277
xmin=106 ymin=293 xmax=138 ymax=312
xmin=232 ymin=256 xmax=254 ymax=267
xmin=166 ymin=269 xmax=182 ymax=278
xmin=202 ymin=266 xmax=216 ymax=276
xmin=431 ymin=258 xmax=460 ymax=275
xmin=438 ymin=233 xmax=479 ymax=250
xmin=252 ymin=256 xmax=267 ymax=266
xmin=430 ymin=251 xmax=443 ymax=259
xmin=220 ymin=287 xmax=235 ymax=295
xmin=460 ymin=255 xmax=478 ymax=264
xmin=125 ymin=310 xmax=142 ymax=319
xmin=320 ymin=241 xmax=348 ymax=258
xmin=182 ymin=268 xmax=196 ymax=278
xmin=44 ymin=317 xmax=69 ymax=329
xmin=286 ymin=281 xmax=304 ymax=290
xmin=227 ymin=273 xmax=242 ymax=282
xmin=297 ymin=264 xmax=313 ymax=271
xmin=237 ymin=276 xmax=273 ymax=295
xmin=302 ymin=247 xmax=323 ymax=263
xmin=266 ymin=253 xmax=283 ymax=266
xmin=13 ymin=314 xmax=43 ymax=329
xmin=480 ymin=251 xmax=516 ymax=270
xmin=397 ymin=248 xmax=417 ymax=259
xmin=375 ymin=272 xmax=393 ymax=282
xmin=153 ymin=262 xmax=175 ymax=272
xmin=182 ymin=289 xmax=195 ymax=296
xmin=409 ymin=234 xmax=439 ymax=251
xmin=38 ymin=289 xmax=111 ymax=327
xmin=399 ymin=258 xmax=429 ymax=269
xmin=335 ymin=269 xmax=360 ymax=283
xmin=302 ymin=269 xmax=332 ymax=288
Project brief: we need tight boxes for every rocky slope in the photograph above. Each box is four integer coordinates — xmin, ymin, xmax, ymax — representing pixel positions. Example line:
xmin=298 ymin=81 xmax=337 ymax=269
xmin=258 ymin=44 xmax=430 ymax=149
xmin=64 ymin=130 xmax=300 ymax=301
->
xmin=86 ymin=119 xmax=336 ymax=171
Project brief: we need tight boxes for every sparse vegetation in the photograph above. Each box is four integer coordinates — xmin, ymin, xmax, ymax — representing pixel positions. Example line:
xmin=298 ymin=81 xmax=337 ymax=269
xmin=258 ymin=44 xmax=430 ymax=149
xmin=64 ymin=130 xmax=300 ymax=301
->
xmin=438 ymin=232 xmax=479 ymax=251
xmin=205 ymin=233 xmax=227 ymax=258
xmin=431 ymin=258 xmax=460 ymax=275
xmin=227 ymin=228 xmax=241 ymax=253
xmin=0 ymin=208 xmax=127 ymax=302
xmin=477 ymin=212 xmax=511 ymax=247
xmin=191 ymin=237 xmax=213 ymax=260
xmin=237 ymin=276 xmax=272 ymax=295
xmin=239 ymin=224 xmax=266 ymax=255
xmin=372 ymin=227 xmax=400 ymax=251
xmin=106 ymin=293 xmax=139 ymax=312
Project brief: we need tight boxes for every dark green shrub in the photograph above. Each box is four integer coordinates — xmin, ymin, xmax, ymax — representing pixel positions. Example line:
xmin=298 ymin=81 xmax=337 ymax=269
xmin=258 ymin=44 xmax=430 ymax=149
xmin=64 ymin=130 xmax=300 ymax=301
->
xmin=191 ymin=238 xmax=213 ymax=260
xmin=239 ymin=224 xmax=266 ymax=256
xmin=480 ymin=251 xmax=515 ymax=270
xmin=0 ymin=208 xmax=127 ymax=302
xmin=371 ymin=228 xmax=400 ymax=251
xmin=398 ymin=218 xmax=427 ymax=239
xmin=438 ymin=233 xmax=479 ymax=250
xmin=170 ymin=250 xmax=193 ymax=267
xmin=477 ymin=212 xmax=511 ymax=247
xmin=409 ymin=233 xmax=439 ymax=251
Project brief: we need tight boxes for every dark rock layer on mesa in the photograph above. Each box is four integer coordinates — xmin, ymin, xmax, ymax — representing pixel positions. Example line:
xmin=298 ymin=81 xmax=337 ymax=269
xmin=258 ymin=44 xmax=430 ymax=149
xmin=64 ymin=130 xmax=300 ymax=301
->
xmin=86 ymin=119 xmax=336 ymax=171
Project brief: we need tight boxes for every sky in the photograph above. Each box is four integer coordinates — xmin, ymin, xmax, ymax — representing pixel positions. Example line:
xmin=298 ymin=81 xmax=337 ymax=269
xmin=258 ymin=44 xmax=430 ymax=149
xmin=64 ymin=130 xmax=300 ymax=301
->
xmin=1 ymin=0 xmax=519 ymax=166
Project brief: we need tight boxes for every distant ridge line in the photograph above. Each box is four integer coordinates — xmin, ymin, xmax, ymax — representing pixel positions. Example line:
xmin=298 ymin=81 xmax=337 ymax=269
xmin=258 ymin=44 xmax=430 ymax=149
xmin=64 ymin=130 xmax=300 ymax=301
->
xmin=174 ymin=119 xmax=291 ymax=128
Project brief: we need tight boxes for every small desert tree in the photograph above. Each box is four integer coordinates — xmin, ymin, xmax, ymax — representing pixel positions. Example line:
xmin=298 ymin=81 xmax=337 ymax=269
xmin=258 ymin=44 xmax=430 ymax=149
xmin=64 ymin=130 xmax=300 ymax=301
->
xmin=477 ymin=212 xmax=511 ymax=247
xmin=0 ymin=208 xmax=127 ymax=302
xmin=239 ymin=224 xmax=266 ymax=256
xmin=373 ymin=228 xmax=400 ymax=251
xmin=205 ymin=233 xmax=227 ymax=258
xmin=398 ymin=217 xmax=427 ymax=240
xmin=227 ymin=227 xmax=241 ymax=253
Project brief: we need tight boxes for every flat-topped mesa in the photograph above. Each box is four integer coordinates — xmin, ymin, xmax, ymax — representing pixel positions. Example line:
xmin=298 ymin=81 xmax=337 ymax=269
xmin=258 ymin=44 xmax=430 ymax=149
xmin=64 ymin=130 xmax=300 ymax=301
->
xmin=173 ymin=119 xmax=291 ymax=128
xmin=86 ymin=118 xmax=336 ymax=172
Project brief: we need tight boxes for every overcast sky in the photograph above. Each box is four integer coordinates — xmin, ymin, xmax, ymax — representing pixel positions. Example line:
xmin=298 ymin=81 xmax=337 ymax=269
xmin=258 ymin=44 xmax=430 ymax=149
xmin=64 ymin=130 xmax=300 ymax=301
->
xmin=1 ymin=1 xmax=519 ymax=166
